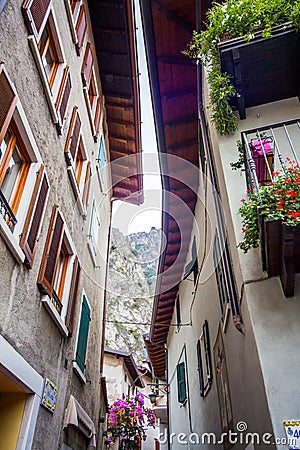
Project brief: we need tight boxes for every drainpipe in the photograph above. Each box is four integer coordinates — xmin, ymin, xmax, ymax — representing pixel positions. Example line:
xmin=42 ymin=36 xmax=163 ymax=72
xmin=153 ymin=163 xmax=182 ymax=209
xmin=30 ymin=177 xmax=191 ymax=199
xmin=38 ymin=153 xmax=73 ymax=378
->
xmin=165 ymin=345 xmax=171 ymax=450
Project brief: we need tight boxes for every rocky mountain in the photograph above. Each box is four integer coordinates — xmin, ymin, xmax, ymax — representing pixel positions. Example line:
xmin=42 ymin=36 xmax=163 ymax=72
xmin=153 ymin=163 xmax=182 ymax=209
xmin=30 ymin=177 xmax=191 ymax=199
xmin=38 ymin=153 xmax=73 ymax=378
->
xmin=105 ymin=227 xmax=162 ymax=362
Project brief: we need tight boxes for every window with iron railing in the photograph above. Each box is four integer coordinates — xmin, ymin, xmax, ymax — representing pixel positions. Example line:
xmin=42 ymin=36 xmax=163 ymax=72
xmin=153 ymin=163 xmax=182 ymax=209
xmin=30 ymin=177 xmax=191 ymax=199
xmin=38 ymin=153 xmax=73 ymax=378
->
xmin=242 ymin=119 xmax=300 ymax=192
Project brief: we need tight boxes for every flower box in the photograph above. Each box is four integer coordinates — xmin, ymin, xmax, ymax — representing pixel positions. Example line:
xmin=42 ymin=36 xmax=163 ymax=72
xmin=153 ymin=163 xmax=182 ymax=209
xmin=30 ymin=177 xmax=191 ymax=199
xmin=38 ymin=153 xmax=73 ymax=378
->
xmin=250 ymin=138 xmax=274 ymax=185
xmin=260 ymin=216 xmax=300 ymax=297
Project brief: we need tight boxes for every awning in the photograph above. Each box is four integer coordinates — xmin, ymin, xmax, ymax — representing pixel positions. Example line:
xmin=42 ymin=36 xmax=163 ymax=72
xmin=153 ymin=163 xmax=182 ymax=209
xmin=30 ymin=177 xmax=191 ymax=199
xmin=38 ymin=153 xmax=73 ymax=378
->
xmin=64 ymin=395 xmax=96 ymax=447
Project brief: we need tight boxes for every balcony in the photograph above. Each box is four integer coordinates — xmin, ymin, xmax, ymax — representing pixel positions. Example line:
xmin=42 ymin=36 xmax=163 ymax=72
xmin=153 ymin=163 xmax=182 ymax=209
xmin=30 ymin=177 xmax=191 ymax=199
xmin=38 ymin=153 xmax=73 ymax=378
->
xmin=242 ymin=119 xmax=300 ymax=296
xmin=219 ymin=25 xmax=300 ymax=120
xmin=0 ymin=189 xmax=17 ymax=232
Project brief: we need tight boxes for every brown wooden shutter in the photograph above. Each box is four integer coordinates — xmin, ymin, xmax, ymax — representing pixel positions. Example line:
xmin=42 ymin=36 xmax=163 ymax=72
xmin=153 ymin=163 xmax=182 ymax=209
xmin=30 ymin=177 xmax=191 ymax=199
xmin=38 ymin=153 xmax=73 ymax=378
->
xmin=22 ymin=0 xmax=52 ymax=39
xmin=82 ymin=162 xmax=91 ymax=208
xmin=65 ymin=256 xmax=81 ymax=334
xmin=81 ymin=43 xmax=93 ymax=87
xmin=65 ymin=106 xmax=81 ymax=165
xmin=20 ymin=165 xmax=49 ymax=268
xmin=0 ymin=68 xmax=17 ymax=144
xmin=93 ymin=97 xmax=101 ymax=141
xmin=75 ymin=4 xmax=87 ymax=56
xmin=56 ymin=66 xmax=72 ymax=131
xmin=37 ymin=205 xmax=64 ymax=297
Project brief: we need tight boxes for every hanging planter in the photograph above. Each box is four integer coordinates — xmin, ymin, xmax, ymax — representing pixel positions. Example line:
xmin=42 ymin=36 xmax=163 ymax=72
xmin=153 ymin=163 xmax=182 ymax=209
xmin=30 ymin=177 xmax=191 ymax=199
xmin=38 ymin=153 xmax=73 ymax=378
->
xmin=183 ymin=0 xmax=300 ymax=134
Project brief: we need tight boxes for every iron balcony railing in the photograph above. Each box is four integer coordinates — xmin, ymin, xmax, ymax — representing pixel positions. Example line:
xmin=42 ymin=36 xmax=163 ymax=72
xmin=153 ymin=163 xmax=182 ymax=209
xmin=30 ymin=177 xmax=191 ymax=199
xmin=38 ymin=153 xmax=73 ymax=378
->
xmin=242 ymin=118 xmax=300 ymax=193
xmin=0 ymin=189 xmax=17 ymax=232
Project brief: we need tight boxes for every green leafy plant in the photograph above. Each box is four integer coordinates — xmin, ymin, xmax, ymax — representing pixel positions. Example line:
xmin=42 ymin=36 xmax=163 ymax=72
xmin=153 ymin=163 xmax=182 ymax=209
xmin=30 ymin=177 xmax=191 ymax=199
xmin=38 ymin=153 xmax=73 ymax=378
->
xmin=230 ymin=140 xmax=244 ymax=170
xmin=184 ymin=0 xmax=300 ymax=134
xmin=238 ymin=158 xmax=300 ymax=252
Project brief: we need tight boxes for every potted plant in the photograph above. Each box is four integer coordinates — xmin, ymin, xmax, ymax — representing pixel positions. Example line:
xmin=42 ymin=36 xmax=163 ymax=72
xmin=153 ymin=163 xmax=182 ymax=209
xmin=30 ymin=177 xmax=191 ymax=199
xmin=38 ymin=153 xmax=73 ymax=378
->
xmin=183 ymin=0 xmax=300 ymax=134
xmin=106 ymin=393 xmax=156 ymax=449
xmin=238 ymin=158 xmax=300 ymax=295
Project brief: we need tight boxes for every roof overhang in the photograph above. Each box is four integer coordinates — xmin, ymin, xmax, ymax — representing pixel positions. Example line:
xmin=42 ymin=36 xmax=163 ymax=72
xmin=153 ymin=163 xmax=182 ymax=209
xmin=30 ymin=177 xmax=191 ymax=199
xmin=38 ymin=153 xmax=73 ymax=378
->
xmin=88 ymin=0 xmax=143 ymax=205
xmin=219 ymin=25 xmax=300 ymax=120
xmin=140 ymin=0 xmax=205 ymax=377
xmin=104 ymin=347 xmax=144 ymax=388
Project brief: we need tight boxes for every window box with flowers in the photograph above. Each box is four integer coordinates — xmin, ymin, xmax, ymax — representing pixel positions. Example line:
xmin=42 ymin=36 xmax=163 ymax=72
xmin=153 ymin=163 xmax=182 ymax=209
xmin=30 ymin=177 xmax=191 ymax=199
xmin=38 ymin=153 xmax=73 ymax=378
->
xmin=238 ymin=159 xmax=300 ymax=296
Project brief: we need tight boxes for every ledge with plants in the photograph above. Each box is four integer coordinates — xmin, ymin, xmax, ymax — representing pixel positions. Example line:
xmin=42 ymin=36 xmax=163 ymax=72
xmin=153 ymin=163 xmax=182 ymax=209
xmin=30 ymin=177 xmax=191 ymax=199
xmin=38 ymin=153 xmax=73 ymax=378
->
xmin=238 ymin=158 xmax=300 ymax=296
xmin=184 ymin=0 xmax=300 ymax=134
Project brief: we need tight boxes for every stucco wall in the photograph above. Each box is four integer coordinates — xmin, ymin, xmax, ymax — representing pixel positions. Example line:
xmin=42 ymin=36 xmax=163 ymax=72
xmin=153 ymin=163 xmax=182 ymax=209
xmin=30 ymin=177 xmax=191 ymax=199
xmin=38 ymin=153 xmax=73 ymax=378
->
xmin=0 ymin=1 xmax=111 ymax=448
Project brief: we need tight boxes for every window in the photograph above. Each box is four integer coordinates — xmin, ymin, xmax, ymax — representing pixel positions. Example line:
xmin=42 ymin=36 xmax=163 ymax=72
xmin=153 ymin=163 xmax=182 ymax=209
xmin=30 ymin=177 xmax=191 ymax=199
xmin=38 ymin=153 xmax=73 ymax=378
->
xmin=64 ymin=0 xmax=87 ymax=54
xmin=87 ymin=198 xmax=100 ymax=265
xmin=197 ymin=320 xmax=213 ymax=397
xmin=65 ymin=106 xmax=91 ymax=215
xmin=0 ymin=66 xmax=49 ymax=266
xmin=96 ymin=135 xmax=106 ymax=187
xmin=176 ymin=362 xmax=187 ymax=404
xmin=184 ymin=236 xmax=198 ymax=285
xmin=213 ymin=233 xmax=230 ymax=322
xmin=22 ymin=0 xmax=72 ymax=133
xmin=74 ymin=293 xmax=91 ymax=380
xmin=37 ymin=205 xmax=81 ymax=336
xmin=81 ymin=43 xmax=101 ymax=141
xmin=175 ymin=295 xmax=181 ymax=330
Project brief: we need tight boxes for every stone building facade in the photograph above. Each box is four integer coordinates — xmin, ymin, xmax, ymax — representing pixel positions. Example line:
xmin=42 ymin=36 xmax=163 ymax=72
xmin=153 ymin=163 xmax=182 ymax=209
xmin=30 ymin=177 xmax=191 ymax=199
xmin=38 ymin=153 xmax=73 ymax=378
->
xmin=0 ymin=0 xmax=142 ymax=448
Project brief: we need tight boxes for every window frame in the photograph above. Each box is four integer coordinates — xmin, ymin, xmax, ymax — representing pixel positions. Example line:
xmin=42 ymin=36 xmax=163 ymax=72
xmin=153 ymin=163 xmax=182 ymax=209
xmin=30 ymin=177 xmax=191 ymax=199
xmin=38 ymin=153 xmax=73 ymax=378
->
xmin=22 ymin=1 xmax=71 ymax=133
xmin=0 ymin=67 xmax=49 ymax=265
xmin=87 ymin=198 xmax=100 ymax=266
xmin=65 ymin=107 xmax=90 ymax=216
xmin=38 ymin=205 xmax=80 ymax=336
xmin=197 ymin=320 xmax=213 ymax=398
xmin=81 ymin=43 xmax=102 ymax=141
xmin=96 ymin=135 xmax=107 ymax=189
xmin=64 ymin=0 xmax=87 ymax=54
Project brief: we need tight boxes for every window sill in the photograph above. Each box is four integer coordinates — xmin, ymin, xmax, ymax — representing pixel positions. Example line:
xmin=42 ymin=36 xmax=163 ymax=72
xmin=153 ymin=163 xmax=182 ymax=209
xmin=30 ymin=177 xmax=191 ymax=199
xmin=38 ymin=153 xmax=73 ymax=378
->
xmin=73 ymin=361 xmax=86 ymax=384
xmin=41 ymin=295 xmax=69 ymax=337
xmin=67 ymin=166 xmax=87 ymax=218
xmin=0 ymin=214 xmax=25 ymax=263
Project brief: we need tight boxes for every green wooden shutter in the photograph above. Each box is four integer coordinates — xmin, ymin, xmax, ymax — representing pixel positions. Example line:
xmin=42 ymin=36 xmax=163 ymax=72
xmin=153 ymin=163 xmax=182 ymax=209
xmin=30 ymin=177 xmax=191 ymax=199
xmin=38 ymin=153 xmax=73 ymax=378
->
xmin=177 ymin=362 xmax=186 ymax=403
xmin=196 ymin=339 xmax=204 ymax=397
xmin=75 ymin=295 xmax=91 ymax=373
xmin=213 ymin=233 xmax=228 ymax=318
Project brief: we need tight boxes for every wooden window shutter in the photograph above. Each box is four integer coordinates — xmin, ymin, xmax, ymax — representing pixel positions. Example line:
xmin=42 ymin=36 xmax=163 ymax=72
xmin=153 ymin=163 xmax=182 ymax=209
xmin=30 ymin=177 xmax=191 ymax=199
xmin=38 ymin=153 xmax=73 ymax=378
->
xmin=75 ymin=295 xmax=91 ymax=373
xmin=65 ymin=256 xmax=81 ymax=334
xmin=75 ymin=4 xmax=87 ymax=55
xmin=177 ymin=362 xmax=187 ymax=403
xmin=37 ymin=205 xmax=64 ymax=297
xmin=81 ymin=43 xmax=93 ymax=87
xmin=203 ymin=320 xmax=213 ymax=383
xmin=196 ymin=339 xmax=204 ymax=397
xmin=20 ymin=165 xmax=49 ymax=268
xmin=56 ymin=66 xmax=72 ymax=130
xmin=65 ymin=106 xmax=81 ymax=165
xmin=22 ymin=0 xmax=52 ymax=39
xmin=0 ymin=68 xmax=17 ymax=144
xmin=82 ymin=161 xmax=91 ymax=208
xmin=93 ymin=97 xmax=101 ymax=141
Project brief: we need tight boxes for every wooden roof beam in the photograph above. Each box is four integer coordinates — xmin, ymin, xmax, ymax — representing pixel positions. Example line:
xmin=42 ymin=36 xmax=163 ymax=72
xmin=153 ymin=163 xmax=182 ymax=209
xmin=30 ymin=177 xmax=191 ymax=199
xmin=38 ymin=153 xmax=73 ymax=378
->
xmin=152 ymin=0 xmax=193 ymax=33
xmin=161 ymin=87 xmax=195 ymax=100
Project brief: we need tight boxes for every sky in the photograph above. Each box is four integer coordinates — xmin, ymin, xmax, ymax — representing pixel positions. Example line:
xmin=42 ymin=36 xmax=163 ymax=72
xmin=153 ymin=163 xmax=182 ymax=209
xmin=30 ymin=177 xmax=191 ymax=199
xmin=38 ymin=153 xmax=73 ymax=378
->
xmin=111 ymin=0 xmax=162 ymax=236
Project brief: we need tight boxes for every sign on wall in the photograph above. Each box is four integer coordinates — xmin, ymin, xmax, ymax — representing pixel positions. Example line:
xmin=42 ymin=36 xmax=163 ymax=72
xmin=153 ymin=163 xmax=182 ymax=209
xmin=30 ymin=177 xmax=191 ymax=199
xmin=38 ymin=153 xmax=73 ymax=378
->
xmin=284 ymin=421 xmax=300 ymax=450
xmin=41 ymin=377 xmax=58 ymax=413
